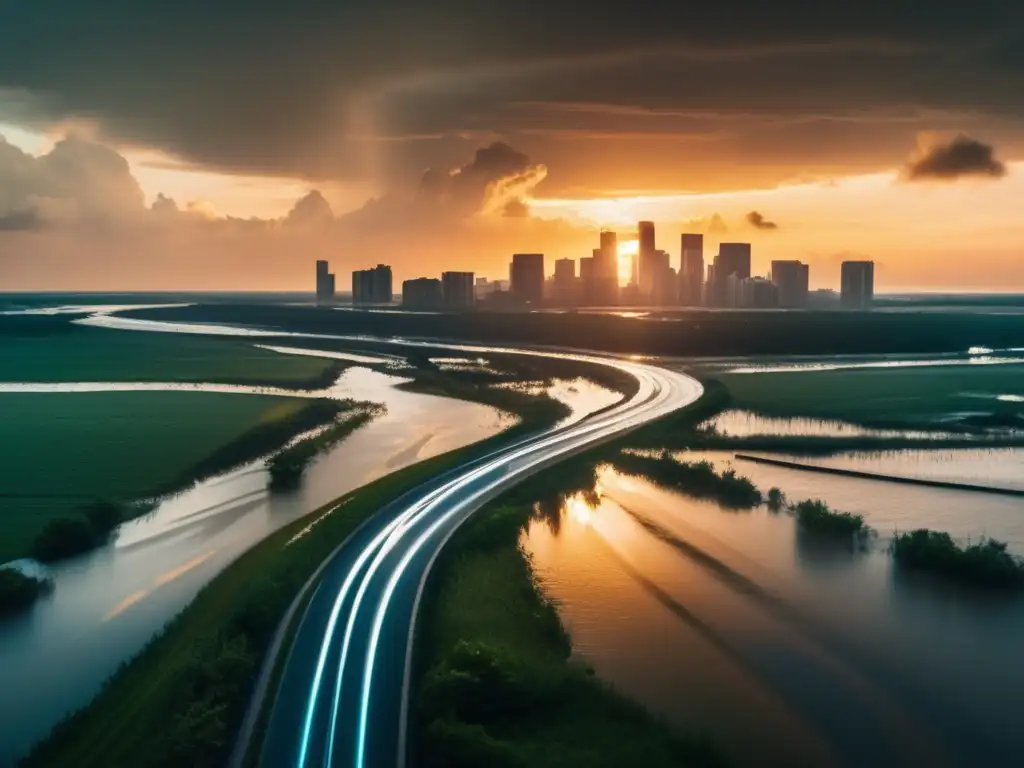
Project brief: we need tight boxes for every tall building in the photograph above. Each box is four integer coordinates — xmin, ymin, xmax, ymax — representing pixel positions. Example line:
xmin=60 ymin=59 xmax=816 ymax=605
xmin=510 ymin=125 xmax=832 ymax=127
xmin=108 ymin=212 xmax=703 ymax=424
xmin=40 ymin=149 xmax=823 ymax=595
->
xmin=679 ymin=234 xmax=704 ymax=306
xmin=841 ymin=261 xmax=875 ymax=309
xmin=580 ymin=255 xmax=595 ymax=283
xmin=509 ymin=253 xmax=545 ymax=303
xmin=402 ymin=277 xmax=443 ymax=309
xmin=637 ymin=220 xmax=657 ymax=300
xmin=315 ymin=259 xmax=336 ymax=303
xmin=651 ymin=249 xmax=675 ymax=305
xmin=710 ymin=243 xmax=752 ymax=306
xmin=553 ymin=258 xmax=577 ymax=306
xmin=770 ymin=260 xmax=810 ymax=308
xmin=441 ymin=271 xmax=475 ymax=308
xmin=352 ymin=264 xmax=393 ymax=304
xmin=595 ymin=231 xmax=620 ymax=305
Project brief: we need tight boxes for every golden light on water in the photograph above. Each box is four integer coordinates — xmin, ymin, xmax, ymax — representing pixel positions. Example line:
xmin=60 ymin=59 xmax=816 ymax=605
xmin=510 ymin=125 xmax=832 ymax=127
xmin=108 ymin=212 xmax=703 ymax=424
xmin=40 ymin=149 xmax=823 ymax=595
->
xmin=567 ymin=495 xmax=594 ymax=527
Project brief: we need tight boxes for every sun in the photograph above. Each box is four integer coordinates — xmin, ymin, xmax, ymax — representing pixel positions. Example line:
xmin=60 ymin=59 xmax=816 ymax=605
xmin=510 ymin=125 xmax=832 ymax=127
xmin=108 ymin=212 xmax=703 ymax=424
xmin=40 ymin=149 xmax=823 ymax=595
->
xmin=617 ymin=239 xmax=638 ymax=286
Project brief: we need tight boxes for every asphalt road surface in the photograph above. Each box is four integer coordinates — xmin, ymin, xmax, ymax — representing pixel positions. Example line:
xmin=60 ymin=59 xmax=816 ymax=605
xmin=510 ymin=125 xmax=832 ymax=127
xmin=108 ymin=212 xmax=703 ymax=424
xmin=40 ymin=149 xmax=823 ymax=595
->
xmin=260 ymin=351 xmax=703 ymax=768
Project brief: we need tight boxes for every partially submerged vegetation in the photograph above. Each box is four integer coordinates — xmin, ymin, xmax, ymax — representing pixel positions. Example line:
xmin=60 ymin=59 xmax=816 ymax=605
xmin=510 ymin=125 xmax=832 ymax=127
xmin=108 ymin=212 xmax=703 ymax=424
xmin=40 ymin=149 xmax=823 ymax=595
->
xmin=30 ymin=500 xmax=129 ymax=563
xmin=0 ymin=395 xmax=348 ymax=562
xmin=890 ymin=530 xmax=1024 ymax=590
xmin=793 ymin=499 xmax=867 ymax=539
xmin=417 ymin=497 xmax=724 ymax=768
xmin=612 ymin=451 xmax=762 ymax=509
xmin=266 ymin=404 xmax=384 ymax=489
xmin=0 ymin=568 xmax=52 ymax=618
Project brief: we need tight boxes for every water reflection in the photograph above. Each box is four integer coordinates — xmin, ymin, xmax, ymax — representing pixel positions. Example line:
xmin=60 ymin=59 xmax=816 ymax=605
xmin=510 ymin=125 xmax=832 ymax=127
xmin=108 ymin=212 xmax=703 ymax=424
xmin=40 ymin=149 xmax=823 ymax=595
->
xmin=494 ymin=377 xmax=623 ymax=426
xmin=524 ymin=462 xmax=1024 ymax=767
xmin=0 ymin=367 xmax=504 ymax=762
xmin=705 ymin=409 xmax=962 ymax=440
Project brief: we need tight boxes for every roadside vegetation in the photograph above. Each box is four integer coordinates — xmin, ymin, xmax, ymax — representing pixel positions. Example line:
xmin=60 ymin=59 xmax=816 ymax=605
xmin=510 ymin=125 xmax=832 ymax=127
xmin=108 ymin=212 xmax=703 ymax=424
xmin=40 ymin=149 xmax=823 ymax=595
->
xmin=0 ymin=395 xmax=352 ymax=563
xmin=416 ymin=496 xmax=724 ymax=768
xmin=890 ymin=530 xmax=1024 ymax=589
xmin=0 ymin=568 xmax=52 ymax=618
xmin=21 ymin=369 xmax=573 ymax=767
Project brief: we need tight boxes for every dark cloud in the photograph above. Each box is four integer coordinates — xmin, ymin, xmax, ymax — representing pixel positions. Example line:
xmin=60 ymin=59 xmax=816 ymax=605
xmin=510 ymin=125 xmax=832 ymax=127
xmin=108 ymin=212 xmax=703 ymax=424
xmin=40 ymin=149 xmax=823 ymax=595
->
xmin=0 ymin=210 xmax=41 ymax=231
xmin=746 ymin=210 xmax=778 ymax=229
xmin=903 ymin=133 xmax=1008 ymax=180
xmin=0 ymin=2 xmax=1022 ymax=184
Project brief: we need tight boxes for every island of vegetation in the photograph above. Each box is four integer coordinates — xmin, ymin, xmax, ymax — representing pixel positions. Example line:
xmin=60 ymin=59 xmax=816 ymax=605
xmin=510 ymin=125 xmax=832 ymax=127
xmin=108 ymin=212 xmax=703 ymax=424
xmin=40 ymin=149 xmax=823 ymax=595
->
xmin=793 ymin=499 xmax=868 ymax=540
xmin=0 ymin=568 xmax=53 ymax=618
xmin=612 ymin=451 xmax=762 ymax=509
xmin=890 ymin=530 xmax=1024 ymax=589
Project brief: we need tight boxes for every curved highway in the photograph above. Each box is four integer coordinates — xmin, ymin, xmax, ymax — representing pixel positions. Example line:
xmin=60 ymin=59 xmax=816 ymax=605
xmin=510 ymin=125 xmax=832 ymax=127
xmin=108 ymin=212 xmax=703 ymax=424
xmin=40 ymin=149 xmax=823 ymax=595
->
xmin=259 ymin=350 xmax=702 ymax=768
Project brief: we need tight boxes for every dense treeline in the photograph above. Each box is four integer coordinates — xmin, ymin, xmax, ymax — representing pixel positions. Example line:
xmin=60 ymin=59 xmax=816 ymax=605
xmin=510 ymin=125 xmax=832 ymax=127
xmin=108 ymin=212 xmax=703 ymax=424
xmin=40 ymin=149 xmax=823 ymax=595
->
xmin=125 ymin=303 xmax=1024 ymax=358
xmin=792 ymin=499 xmax=867 ymax=539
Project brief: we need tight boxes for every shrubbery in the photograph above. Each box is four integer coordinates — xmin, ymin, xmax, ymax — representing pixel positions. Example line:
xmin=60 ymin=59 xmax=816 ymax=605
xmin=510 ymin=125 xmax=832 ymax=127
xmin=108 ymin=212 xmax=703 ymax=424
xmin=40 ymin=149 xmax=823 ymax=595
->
xmin=613 ymin=451 xmax=762 ymax=508
xmin=266 ymin=406 xmax=381 ymax=490
xmin=794 ymin=499 xmax=866 ymax=538
xmin=29 ymin=500 xmax=126 ymax=563
xmin=0 ymin=568 xmax=52 ymax=617
xmin=890 ymin=529 xmax=1024 ymax=589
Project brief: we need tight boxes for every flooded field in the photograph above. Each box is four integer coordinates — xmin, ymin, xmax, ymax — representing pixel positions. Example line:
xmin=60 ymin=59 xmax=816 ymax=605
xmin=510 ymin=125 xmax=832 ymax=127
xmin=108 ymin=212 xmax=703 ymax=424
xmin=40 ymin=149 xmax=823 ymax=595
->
xmin=525 ymin=460 xmax=1024 ymax=767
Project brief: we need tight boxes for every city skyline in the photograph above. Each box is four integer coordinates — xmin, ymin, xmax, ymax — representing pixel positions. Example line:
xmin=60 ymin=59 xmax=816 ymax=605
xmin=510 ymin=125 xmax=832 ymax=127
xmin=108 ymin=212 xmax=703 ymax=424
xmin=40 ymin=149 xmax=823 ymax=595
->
xmin=2 ymin=4 xmax=1024 ymax=291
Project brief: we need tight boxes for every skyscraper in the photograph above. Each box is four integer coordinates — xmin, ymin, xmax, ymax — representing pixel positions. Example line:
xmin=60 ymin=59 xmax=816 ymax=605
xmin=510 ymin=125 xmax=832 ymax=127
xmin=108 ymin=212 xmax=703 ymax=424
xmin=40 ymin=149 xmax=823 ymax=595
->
xmin=553 ymin=258 xmax=576 ymax=306
xmin=841 ymin=261 xmax=875 ymax=308
xmin=441 ymin=271 xmax=475 ymax=308
xmin=315 ymin=259 xmax=336 ymax=303
xmin=595 ymin=231 xmax=620 ymax=305
xmin=352 ymin=264 xmax=393 ymax=304
xmin=510 ymin=253 xmax=545 ymax=303
xmin=638 ymin=220 xmax=656 ymax=300
xmin=679 ymin=233 xmax=704 ymax=306
xmin=770 ymin=260 xmax=810 ymax=308
xmin=402 ymin=277 xmax=443 ymax=308
xmin=710 ymin=243 xmax=752 ymax=306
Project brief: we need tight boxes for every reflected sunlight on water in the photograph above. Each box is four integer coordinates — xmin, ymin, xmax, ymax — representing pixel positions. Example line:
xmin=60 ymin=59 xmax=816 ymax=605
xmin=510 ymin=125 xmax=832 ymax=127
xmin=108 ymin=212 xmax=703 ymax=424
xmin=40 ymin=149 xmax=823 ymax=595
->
xmin=524 ymin=462 xmax=1024 ymax=767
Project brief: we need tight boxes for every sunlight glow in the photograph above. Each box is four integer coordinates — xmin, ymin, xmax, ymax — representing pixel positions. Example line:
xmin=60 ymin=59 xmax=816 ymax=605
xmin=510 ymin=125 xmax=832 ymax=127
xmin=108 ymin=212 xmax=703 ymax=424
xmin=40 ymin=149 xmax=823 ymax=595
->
xmin=567 ymin=495 xmax=594 ymax=527
xmin=617 ymin=238 xmax=639 ymax=285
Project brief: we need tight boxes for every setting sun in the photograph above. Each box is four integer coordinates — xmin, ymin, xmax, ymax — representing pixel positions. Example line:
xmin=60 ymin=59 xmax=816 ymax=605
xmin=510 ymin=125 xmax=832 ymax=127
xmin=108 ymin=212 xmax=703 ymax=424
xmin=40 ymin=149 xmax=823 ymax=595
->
xmin=617 ymin=239 xmax=638 ymax=286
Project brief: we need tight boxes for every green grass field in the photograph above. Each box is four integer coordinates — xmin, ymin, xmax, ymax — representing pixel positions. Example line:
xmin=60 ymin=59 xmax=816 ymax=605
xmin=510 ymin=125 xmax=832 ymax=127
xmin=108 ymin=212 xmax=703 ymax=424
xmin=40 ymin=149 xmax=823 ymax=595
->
xmin=0 ymin=393 xmax=315 ymax=563
xmin=717 ymin=363 xmax=1024 ymax=427
xmin=0 ymin=323 xmax=337 ymax=387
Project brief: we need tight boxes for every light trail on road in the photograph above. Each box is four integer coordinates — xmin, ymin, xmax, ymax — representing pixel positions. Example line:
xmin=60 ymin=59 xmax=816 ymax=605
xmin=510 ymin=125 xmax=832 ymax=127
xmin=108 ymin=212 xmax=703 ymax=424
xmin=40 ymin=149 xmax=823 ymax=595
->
xmin=257 ymin=346 xmax=702 ymax=768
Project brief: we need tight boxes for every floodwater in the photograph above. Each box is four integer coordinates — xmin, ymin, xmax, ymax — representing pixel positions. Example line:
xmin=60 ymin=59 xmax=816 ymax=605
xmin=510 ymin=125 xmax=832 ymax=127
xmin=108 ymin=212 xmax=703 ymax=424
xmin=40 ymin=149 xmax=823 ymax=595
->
xmin=705 ymin=409 xmax=964 ymax=440
xmin=0 ymin=366 xmax=505 ymax=761
xmin=494 ymin=377 xmax=623 ymax=427
xmin=525 ymin=461 xmax=1024 ymax=767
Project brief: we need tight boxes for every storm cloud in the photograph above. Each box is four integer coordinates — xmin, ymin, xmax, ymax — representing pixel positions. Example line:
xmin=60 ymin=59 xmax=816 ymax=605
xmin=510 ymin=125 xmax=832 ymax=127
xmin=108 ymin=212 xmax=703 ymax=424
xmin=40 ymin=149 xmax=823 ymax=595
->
xmin=1 ymin=1 xmax=1023 ymax=189
xmin=903 ymin=133 xmax=1008 ymax=180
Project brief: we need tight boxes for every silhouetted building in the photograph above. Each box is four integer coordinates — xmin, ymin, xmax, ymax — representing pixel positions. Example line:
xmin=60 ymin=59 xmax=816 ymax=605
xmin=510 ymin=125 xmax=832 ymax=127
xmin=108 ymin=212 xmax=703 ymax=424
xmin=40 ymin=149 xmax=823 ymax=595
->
xmin=651 ymin=249 xmax=675 ymax=305
xmin=638 ymin=220 xmax=657 ymax=301
xmin=679 ymin=234 xmax=704 ymax=306
xmin=580 ymin=256 xmax=595 ymax=283
xmin=315 ymin=259 xmax=336 ymax=303
xmin=770 ymin=260 xmax=810 ymax=308
xmin=553 ymin=258 xmax=577 ymax=306
xmin=739 ymin=277 xmax=779 ymax=308
xmin=710 ymin=243 xmax=752 ymax=306
xmin=841 ymin=261 xmax=875 ymax=309
xmin=402 ymin=277 xmax=443 ymax=309
xmin=352 ymin=264 xmax=393 ymax=304
xmin=595 ymin=231 xmax=620 ymax=305
xmin=442 ymin=271 xmax=475 ymax=308
xmin=510 ymin=253 xmax=545 ymax=304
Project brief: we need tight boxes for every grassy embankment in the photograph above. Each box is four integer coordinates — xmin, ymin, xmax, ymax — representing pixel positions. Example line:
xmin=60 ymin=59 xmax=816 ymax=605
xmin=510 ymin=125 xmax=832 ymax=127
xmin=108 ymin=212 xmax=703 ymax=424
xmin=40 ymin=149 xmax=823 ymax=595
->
xmin=714 ymin=364 xmax=1024 ymax=431
xmin=22 ymin=356 xmax=618 ymax=767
